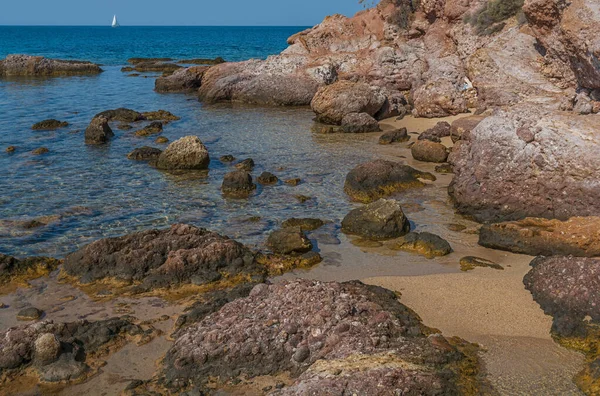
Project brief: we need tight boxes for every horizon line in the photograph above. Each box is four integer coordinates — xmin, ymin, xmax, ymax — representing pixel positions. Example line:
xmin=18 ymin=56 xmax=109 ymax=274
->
xmin=0 ymin=24 xmax=313 ymax=27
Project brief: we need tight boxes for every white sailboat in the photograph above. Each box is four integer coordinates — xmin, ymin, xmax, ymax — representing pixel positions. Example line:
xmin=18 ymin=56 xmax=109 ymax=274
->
xmin=112 ymin=15 xmax=120 ymax=28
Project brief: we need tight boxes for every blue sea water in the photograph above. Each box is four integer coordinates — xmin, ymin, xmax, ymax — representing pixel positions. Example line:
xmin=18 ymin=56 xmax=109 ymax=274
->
xmin=0 ymin=26 xmax=380 ymax=258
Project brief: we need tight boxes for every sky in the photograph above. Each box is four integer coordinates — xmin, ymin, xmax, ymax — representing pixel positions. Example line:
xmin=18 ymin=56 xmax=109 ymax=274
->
xmin=0 ymin=0 xmax=367 ymax=26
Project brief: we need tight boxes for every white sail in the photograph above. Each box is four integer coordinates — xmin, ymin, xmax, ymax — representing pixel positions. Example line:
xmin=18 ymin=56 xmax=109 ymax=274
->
xmin=112 ymin=15 xmax=120 ymax=28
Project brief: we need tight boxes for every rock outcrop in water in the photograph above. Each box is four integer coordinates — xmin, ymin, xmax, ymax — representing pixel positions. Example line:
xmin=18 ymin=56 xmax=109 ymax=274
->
xmin=0 ymin=55 xmax=102 ymax=77
xmin=31 ymin=119 xmax=69 ymax=131
xmin=140 ymin=279 xmax=487 ymax=394
xmin=94 ymin=108 xmax=146 ymax=123
xmin=156 ymin=136 xmax=210 ymax=171
xmin=62 ymin=223 xmax=262 ymax=293
xmin=84 ymin=116 xmax=114 ymax=145
xmin=155 ymin=66 xmax=209 ymax=93
xmin=342 ymin=199 xmax=410 ymax=240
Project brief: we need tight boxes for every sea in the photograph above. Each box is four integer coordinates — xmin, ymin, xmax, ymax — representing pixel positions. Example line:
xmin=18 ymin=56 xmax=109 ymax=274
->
xmin=0 ymin=26 xmax=380 ymax=258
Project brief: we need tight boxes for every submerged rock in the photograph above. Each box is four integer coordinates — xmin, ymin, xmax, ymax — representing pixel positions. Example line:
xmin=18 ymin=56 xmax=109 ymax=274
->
xmin=31 ymin=147 xmax=49 ymax=155
xmin=84 ymin=116 xmax=114 ymax=145
xmin=31 ymin=119 xmax=68 ymax=130
xmin=342 ymin=199 xmax=410 ymax=240
xmin=123 ymin=62 xmax=181 ymax=74
xmin=257 ymin=171 xmax=279 ymax=185
xmin=344 ymin=159 xmax=435 ymax=203
xmin=94 ymin=108 xmax=145 ymax=123
xmin=141 ymin=110 xmax=180 ymax=121
xmin=155 ymin=136 xmax=169 ymax=144
xmin=281 ymin=218 xmax=324 ymax=231
xmin=235 ymin=158 xmax=255 ymax=171
xmin=157 ymin=279 xmax=487 ymax=394
xmin=178 ymin=57 xmax=225 ymax=65
xmin=378 ymin=128 xmax=409 ymax=144
xmin=127 ymin=146 xmax=163 ymax=161
xmin=221 ymin=170 xmax=256 ymax=198
xmin=155 ymin=66 xmax=209 ymax=93
xmin=62 ymin=223 xmax=261 ymax=292
xmin=6 ymin=146 xmax=16 ymax=153
xmin=389 ymin=232 xmax=453 ymax=258
xmin=134 ymin=121 xmax=163 ymax=137
xmin=0 ymin=55 xmax=102 ymax=77
xmin=340 ymin=112 xmax=381 ymax=133
xmin=479 ymin=217 xmax=600 ymax=257
xmin=219 ymin=155 xmax=235 ymax=163
xmin=267 ymin=227 xmax=312 ymax=255
xmin=411 ymin=140 xmax=449 ymax=163
xmin=156 ymin=136 xmax=210 ymax=170
xmin=311 ymin=81 xmax=386 ymax=125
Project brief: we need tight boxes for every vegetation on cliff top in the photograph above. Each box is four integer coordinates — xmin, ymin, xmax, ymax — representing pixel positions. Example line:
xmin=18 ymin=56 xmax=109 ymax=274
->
xmin=464 ymin=0 xmax=525 ymax=35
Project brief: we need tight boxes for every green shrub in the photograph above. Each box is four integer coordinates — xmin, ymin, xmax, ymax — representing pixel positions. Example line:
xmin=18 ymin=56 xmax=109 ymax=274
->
xmin=465 ymin=0 xmax=525 ymax=35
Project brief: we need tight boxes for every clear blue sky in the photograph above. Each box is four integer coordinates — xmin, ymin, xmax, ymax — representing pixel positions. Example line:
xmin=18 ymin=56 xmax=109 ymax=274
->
xmin=0 ymin=0 xmax=367 ymax=26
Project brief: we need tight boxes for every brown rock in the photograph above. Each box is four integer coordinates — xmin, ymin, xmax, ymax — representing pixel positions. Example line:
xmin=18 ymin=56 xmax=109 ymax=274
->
xmin=155 ymin=66 xmax=209 ymax=93
xmin=311 ymin=81 xmax=386 ymax=125
xmin=411 ymin=140 xmax=448 ymax=163
xmin=32 ymin=119 xmax=68 ymax=130
xmin=0 ymin=55 xmax=101 ymax=76
xmin=84 ymin=116 xmax=114 ymax=145
xmin=267 ymin=227 xmax=312 ymax=255
xmin=341 ymin=199 xmax=410 ymax=240
xmin=156 ymin=136 xmax=210 ymax=170
xmin=221 ymin=170 xmax=256 ymax=197
xmin=378 ymin=128 xmax=409 ymax=144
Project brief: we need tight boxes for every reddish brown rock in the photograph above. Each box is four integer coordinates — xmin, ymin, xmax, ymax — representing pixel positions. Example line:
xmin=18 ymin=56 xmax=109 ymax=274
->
xmin=450 ymin=115 xmax=486 ymax=143
xmin=411 ymin=140 xmax=449 ymax=163
xmin=450 ymin=105 xmax=600 ymax=222
xmin=311 ymin=81 xmax=386 ymax=125
xmin=158 ymin=279 xmax=487 ymax=394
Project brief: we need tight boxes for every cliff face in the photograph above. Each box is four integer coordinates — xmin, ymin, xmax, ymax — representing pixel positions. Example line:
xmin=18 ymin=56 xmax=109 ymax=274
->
xmin=195 ymin=0 xmax=595 ymax=121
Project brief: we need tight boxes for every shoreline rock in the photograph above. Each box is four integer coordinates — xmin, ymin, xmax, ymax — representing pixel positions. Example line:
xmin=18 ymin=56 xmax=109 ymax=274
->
xmin=342 ymin=199 xmax=410 ymax=240
xmin=156 ymin=136 xmax=210 ymax=170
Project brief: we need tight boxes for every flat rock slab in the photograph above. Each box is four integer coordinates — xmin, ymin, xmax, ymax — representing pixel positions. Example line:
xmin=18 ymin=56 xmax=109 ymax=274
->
xmin=479 ymin=216 xmax=600 ymax=257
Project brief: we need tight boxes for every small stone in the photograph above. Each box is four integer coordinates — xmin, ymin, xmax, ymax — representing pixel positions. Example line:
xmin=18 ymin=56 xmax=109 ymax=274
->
xmin=275 ymin=381 xmax=285 ymax=389
xmin=390 ymin=232 xmax=452 ymax=258
xmin=285 ymin=178 xmax=301 ymax=186
xmin=435 ymin=163 xmax=453 ymax=174
xmin=117 ymin=123 xmax=133 ymax=130
xmin=292 ymin=346 xmax=310 ymax=362
xmin=446 ymin=223 xmax=467 ymax=232
xmin=34 ymin=333 xmax=61 ymax=365
xmin=135 ymin=121 xmax=163 ymax=137
xmin=17 ymin=307 xmax=43 ymax=321
xmin=460 ymin=256 xmax=503 ymax=271
xmin=6 ymin=146 xmax=16 ymax=153
xmin=220 ymin=155 xmax=236 ymax=163
xmin=378 ymin=128 xmax=409 ymax=144
xmin=32 ymin=147 xmax=49 ymax=155
xmin=294 ymin=195 xmax=312 ymax=203
xmin=257 ymin=171 xmax=279 ymax=185
xmin=155 ymin=136 xmax=169 ymax=144
xmin=222 ymin=170 xmax=256 ymax=197
xmin=235 ymin=158 xmax=255 ymax=171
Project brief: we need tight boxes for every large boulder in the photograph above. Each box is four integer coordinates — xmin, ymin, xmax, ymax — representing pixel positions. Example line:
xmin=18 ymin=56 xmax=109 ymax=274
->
xmin=450 ymin=106 xmax=600 ymax=222
xmin=84 ymin=116 xmax=114 ymax=145
xmin=479 ymin=217 xmax=600 ymax=257
xmin=341 ymin=199 xmax=410 ymax=240
xmin=0 ymin=55 xmax=101 ymax=77
xmin=344 ymin=159 xmax=435 ymax=203
xmin=311 ymin=81 xmax=386 ymax=125
xmin=155 ymin=66 xmax=209 ymax=93
xmin=156 ymin=136 xmax=210 ymax=170
xmin=62 ymin=223 xmax=261 ymax=291
xmin=159 ymin=279 xmax=486 ymax=393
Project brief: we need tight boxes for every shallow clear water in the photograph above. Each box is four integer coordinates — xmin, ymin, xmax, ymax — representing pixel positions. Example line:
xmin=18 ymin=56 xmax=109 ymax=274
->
xmin=0 ymin=64 xmax=379 ymax=257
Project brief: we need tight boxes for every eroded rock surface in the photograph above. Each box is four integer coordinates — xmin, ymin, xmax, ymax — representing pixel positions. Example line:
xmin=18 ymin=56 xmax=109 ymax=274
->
xmin=62 ymin=224 xmax=262 ymax=292
xmin=156 ymin=136 xmax=210 ymax=170
xmin=0 ymin=254 xmax=61 ymax=290
xmin=155 ymin=66 xmax=209 ymax=93
xmin=342 ymin=199 xmax=410 ymax=240
xmin=155 ymin=279 xmax=487 ymax=394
